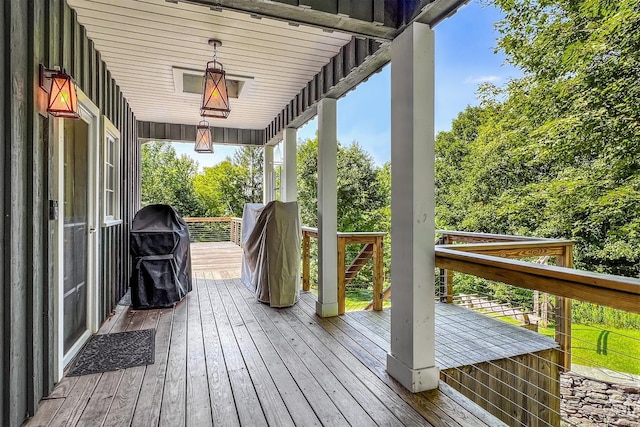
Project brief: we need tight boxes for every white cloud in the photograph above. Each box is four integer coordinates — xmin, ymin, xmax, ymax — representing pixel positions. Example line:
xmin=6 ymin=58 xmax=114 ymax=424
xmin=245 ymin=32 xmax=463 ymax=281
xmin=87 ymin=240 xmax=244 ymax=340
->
xmin=464 ymin=75 xmax=502 ymax=84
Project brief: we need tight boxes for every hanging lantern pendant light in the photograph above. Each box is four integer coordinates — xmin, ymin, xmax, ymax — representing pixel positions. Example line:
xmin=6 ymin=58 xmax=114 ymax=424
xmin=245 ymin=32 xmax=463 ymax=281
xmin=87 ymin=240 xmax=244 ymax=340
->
xmin=201 ymin=39 xmax=231 ymax=119
xmin=195 ymin=119 xmax=214 ymax=153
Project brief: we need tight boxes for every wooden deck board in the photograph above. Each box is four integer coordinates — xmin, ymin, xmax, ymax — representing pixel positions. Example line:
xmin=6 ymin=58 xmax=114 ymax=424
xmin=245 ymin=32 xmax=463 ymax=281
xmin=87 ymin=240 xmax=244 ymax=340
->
xmin=223 ymin=279 xmax=323 ymax=427
xmin=159 ymin=293 xmax=188 ymax=427
xmin=26 ymin=242 xmax=506 ymax=427
xmin=206 ymin=276 xmax=268 ymax=427
xmin=296 ymin=289 xmax=493 ymax=427
xmin=230 ymin=281 xmax=350 ymax=426
xmin=197 ymin=274 xmax=240 ymax=427
xmin=217 ymin=279 xmax=296 ymax=427
xmin=245 ymin=289 xmax=379 ymax=427
xmin=185 ymin=281 xmax=214 ymax=427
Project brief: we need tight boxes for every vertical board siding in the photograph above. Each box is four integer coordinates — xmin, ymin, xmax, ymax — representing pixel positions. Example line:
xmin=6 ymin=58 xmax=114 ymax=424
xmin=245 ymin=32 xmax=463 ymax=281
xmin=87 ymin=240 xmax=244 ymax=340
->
xmin=0 ymin=0 xmax=139 ymax=424
xmin=0 ymin=0 xmax=6 ymax=424
xmin=4 ymin=2 xmax=30 ymax=427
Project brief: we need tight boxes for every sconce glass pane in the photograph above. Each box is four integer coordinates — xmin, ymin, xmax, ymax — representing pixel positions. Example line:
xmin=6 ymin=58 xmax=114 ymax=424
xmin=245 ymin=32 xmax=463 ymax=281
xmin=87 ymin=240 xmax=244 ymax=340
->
xmin=201 ymin=61 xmax=230 ymax=119
xmin=48 ymin=73 xmax=79 ymax=118
xmin=195 ymin=123 xmax=214 ymax=153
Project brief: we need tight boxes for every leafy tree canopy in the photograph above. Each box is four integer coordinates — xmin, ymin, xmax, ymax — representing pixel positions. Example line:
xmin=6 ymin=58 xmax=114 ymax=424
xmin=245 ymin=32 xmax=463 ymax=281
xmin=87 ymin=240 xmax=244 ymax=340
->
xmin=296 ymin=137 xmax=389 ymax=233
xmin=141 ymin=142 xmax=205 ymax=216
xmin=436 ymin=0 xmax=640 ymax=277
xmin=193 ymin=146 xmax=264 ymax=217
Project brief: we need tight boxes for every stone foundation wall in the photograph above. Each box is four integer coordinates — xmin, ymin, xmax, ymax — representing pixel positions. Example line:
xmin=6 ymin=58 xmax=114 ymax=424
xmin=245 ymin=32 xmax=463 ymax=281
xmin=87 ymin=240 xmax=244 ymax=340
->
xmin=561 ymin=372 xmax=640 ymax=426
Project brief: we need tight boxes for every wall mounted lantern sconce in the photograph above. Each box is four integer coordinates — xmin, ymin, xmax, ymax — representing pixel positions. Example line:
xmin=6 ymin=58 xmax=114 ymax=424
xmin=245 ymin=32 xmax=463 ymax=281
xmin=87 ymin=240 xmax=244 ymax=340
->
xmin=195 ymin=119 xmax=214 ymax=153
xmin=39 ymin=65 xmax=79 ymax=119
xmin=200 ymin=39 xmax=231 ymax=119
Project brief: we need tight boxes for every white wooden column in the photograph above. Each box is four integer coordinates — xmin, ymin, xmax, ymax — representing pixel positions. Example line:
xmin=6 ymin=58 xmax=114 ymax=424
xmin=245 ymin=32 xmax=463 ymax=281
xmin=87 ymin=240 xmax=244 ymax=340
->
xmin=263 ymin=145 xmax=274 ymax=203
xmin=282 ymin=127 xmax=297 ymax=202
xmin=316 ymin=97 xmax=338 ymax=317
xmin=387 ymin=22 xmax=439 ymax=392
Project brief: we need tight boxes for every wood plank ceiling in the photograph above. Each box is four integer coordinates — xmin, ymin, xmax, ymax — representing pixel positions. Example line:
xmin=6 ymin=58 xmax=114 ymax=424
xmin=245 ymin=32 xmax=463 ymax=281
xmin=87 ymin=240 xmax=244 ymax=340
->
xmin=66 ymin=0 xmax=353 ymax=129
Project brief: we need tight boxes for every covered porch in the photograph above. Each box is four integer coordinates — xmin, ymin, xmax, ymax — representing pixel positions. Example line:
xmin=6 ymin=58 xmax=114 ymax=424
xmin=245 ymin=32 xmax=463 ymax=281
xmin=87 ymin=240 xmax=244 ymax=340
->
xmin=26 ymin=242 xmax=504 ymax=426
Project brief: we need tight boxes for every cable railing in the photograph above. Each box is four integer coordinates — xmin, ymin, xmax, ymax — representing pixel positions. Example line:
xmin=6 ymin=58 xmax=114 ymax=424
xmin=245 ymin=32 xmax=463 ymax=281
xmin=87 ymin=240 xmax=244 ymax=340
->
xmin=183 ymin=217 xmax=242 ymax=245
xmin=435 ymin=230 xmax=640 ymax=427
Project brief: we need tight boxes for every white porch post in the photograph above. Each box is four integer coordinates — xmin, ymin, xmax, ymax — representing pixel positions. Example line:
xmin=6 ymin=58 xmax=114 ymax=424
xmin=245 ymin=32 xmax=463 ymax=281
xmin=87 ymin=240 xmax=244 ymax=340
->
xmin=316 ymin=97 xmax=338 ymax=317
xmin=282 ymin=127 xmax=297 ymax=202
xmin=387 ymin=22 xmax=439 ymax=392
xmin=263 ymin=145 xmax=274 ymax=203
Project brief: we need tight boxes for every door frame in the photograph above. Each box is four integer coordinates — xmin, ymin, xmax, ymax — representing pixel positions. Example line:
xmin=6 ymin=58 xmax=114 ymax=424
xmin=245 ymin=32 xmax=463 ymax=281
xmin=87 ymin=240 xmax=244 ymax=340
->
xmin=52 ymin=89 xmax=101 ymax=380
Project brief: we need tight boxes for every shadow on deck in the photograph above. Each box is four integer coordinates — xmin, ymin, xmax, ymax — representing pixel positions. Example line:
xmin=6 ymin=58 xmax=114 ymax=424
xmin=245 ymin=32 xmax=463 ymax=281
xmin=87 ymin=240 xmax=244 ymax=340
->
xmin=26 ymin=242 xmax=510 ymax=426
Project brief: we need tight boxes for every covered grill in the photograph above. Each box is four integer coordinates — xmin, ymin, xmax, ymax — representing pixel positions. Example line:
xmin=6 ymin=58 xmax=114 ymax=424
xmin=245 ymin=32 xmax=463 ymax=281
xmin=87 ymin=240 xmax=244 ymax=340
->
xmin=130 ymin=204 xmax=192 ymax=309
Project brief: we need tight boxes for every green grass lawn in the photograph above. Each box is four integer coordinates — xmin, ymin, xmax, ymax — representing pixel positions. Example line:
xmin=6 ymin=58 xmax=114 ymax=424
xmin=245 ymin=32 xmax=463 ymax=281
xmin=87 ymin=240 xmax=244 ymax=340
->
xmin=309 ymin=286 xmax=391 ymax=311
xmin=492 ymin=314 xmax=640 ymax=375
xmin=541 ymin=324 xmax=640 ymax=375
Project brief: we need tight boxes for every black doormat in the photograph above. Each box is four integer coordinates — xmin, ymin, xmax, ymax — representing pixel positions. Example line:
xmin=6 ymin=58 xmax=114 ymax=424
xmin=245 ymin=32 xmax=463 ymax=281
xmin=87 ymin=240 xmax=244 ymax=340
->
xmin=67 ymin=329 xmax=155 ymax=376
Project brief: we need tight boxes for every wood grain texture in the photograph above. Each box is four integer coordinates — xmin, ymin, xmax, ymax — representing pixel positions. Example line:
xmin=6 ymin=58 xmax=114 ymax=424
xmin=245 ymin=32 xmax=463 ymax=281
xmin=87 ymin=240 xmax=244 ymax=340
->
xmin=337 ymin=236 xmax=347 ymax=315
xmin=29 ymin=243 xmax=507 ymax=427
xmin=185 ymin=283 xmax=213 ymax=427
xmin=436 ymin=247 xmax=640 ymax=313
xmin=159 ymin=298 xmax=187 ymax=427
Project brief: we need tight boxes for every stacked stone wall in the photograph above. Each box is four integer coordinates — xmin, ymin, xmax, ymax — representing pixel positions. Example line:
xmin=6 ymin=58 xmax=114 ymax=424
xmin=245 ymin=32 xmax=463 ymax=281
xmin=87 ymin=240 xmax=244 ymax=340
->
xmin=561 ymin=372 xmax=639 ymax=426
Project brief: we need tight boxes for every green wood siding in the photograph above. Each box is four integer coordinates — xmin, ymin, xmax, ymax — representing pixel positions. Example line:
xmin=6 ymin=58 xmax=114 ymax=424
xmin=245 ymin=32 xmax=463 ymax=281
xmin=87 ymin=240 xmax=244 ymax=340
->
xmin=0 ymin=1 xmax=139 ymax=425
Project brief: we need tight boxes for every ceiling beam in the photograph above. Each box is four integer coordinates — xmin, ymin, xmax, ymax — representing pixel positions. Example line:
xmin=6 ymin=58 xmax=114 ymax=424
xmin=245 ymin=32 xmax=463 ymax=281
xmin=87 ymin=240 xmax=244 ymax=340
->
xmin=178 ymin=0 xmax=398 ymax=40
xmin=179 ymin=0 xmax=470 ymax=41
xmin=138 ymin=121 xmax=265 ymax=146
xmin=411 ymin=0 xmax=470 ymax=27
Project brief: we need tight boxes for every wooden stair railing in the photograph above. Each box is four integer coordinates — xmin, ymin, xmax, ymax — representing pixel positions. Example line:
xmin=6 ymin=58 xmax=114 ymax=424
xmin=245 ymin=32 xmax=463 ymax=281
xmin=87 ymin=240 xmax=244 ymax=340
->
xmin=301 ymin=227 xmax=386 ymax=314
xmin=344 ymin=243 xmax=374 ymax=286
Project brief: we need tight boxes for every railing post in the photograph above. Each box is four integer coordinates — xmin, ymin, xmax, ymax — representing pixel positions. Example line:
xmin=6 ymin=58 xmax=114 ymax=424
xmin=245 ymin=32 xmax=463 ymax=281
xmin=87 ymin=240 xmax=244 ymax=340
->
xmin=444 ymin=235 xmax=453 ymax=303
xmin=555 ymin=244 xmax=573 ymax=372
xmin=373 ymin=236 xmax=384 ymax=311
xmin=302 ymin=231 xmax=310 ymax=291
xmin=437 ymin=235 xmax=454 ymax=303
xmin=337 ymin=236 xmax=346 ymax=315
xmin=230 ymin=218 xmax=235 ymax=244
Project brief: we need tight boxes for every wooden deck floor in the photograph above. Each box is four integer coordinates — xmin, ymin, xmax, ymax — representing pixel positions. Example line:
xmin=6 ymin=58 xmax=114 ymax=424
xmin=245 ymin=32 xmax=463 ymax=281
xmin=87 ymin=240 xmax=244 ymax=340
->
xmin=25 ymin=242 xmax=505 ymax=427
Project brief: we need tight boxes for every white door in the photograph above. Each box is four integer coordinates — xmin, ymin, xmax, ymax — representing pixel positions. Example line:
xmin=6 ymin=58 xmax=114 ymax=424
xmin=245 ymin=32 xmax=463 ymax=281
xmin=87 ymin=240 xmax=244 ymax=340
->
xmin=53 ymin=91 xmax=100 ymax=379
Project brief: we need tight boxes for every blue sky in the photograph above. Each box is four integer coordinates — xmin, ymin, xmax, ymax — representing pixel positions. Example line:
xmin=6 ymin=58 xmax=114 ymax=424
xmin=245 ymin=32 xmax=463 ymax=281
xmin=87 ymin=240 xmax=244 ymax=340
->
xmin=174 ymin=0 xmax=521 ymax=168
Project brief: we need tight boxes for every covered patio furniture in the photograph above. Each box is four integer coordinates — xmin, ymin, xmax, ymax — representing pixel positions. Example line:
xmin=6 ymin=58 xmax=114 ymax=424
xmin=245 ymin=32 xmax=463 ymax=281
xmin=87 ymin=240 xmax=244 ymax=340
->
xmin=130 ymin=204 xmax=192 ymax=309
xmin=241 ymin=201 xmax=301 ymax=307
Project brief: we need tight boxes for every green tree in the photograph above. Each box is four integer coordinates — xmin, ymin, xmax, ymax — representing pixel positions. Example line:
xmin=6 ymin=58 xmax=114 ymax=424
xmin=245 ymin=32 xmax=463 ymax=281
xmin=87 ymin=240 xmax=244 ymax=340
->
xmin=141 ymin=142 xmax=204 ymax=216
xmin=435 ymin=0 xmax=640 ymax=277
xmin=193 ymin=146 xmax=264 ymax=216
xmin=193 ymin=160 xmax=238 ymax=216
xmin=296 ymin=137 xmax=388 ymax=232
xmin=232 ymin=147 xmax=263 ymax=208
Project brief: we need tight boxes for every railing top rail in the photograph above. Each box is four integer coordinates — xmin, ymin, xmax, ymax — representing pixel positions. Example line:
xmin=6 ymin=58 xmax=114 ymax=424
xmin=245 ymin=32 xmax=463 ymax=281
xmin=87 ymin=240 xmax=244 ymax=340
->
xmin=436 ymin=229 xmax=559 ymax=242
xmin=184 ymin=217 xmax=233 ymax=222
xmin=439 ymin=240 xmax=574 ymax=252
xmin=301 ymin=226 xmax=385 ymax=238
xmin=436 ymin=247 xmax=640 ymax=313
xmin=337 ymin=231 xmax=386 ymax=237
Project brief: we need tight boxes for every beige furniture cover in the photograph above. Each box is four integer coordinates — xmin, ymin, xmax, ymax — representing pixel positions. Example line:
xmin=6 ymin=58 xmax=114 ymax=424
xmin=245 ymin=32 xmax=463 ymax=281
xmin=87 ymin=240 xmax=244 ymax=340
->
xmin=241 ymin=201 xmax=301 ymax=307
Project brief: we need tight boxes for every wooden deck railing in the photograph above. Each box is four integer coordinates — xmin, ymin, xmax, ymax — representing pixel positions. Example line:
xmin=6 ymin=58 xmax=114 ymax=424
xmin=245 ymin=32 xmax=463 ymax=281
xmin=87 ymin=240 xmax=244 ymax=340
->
xmin=435 ymin=230 xmax=640 ymax=372
xmin=184 ymin=217 xmax=242 ymax=245
xmin=302 ymin=226 xmax=386 ymax=315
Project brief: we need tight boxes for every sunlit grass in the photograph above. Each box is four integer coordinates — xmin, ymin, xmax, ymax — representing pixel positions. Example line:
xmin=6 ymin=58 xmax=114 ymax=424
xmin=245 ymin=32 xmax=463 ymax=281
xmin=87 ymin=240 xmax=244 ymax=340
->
xmin=492 ymin=314 xmax=640 ymax=375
